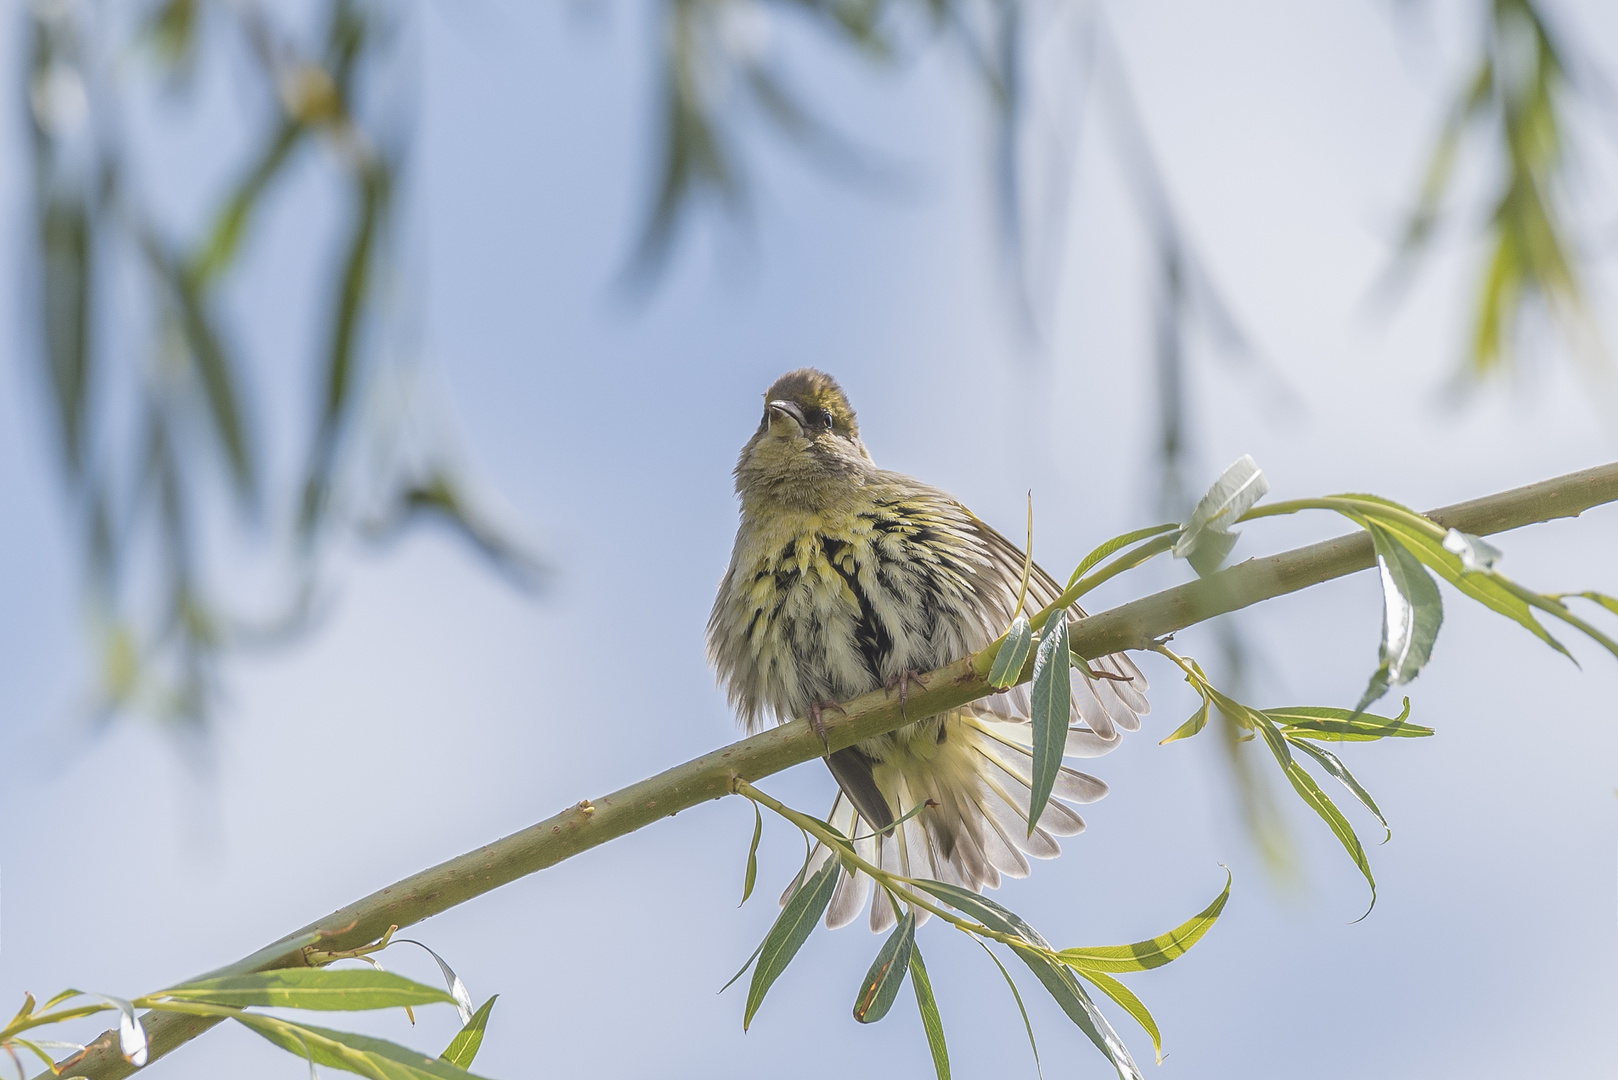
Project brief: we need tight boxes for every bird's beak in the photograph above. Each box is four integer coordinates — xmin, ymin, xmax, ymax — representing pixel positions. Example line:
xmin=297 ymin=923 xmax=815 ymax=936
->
xmin=767 ymin=399 xmax=806 ymax=438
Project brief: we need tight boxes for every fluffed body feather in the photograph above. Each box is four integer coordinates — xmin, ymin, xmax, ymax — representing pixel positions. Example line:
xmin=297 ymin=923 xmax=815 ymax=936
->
xmin=708 ymin=370 xmax=1148 ymax=931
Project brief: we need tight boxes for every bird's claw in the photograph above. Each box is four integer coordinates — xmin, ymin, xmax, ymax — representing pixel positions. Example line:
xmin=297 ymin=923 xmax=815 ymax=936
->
xmin=884 ymin=669 xmax=930 ymax=719
xmin=808 ymin=701 xmax=846 ymax=756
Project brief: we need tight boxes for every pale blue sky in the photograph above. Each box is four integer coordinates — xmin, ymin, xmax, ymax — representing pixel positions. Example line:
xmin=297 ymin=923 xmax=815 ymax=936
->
xmin=2 ymin=1 xmax=1617 ymax=1077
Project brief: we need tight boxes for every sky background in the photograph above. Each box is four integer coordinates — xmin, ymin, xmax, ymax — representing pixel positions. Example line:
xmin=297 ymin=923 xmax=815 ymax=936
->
xmin=3 ymin=1 xmax=1618 ymax=1078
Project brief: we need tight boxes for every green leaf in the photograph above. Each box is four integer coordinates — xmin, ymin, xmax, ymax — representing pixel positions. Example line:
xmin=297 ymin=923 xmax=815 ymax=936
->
xmin=1354 ymin=520 xmax=1443 ymax=714
xmin=1349 ymin=498 xmax=1573 ymax=660
xmin=159 ymin=246 xmax=254 ymax=496
xmin=743 ymin=857 xmax=840 ymax=1029
xmin=1065 ymin=524 xmax=1180 ymax=590
xmin=1173 ymin=455 xmax=1269 ymax=576
xmin=192 ymin=120 xmax=307 ymax=285
xmin=8 ymin=1037 xmax=64 ymax=1074
xmin=908 ymin=945 xmax=951 ymax=1080
xmin=7 ymin=991 xmax=35 ymax=1027
xmin=1565 ymin=591 xmax=1618 ymax=617
xmin=39 ymin=198 xmax=93 ymax=478
xmin=719 ymin=939 xmax=767 ymax=995
xmin=1027 ymin=615 xmax=1072 ymax=834
xmin=1057 ymin=870 xmax=1231 ymax=973
xmin=1267 ymin=699 xmax=1431 ymax=741
xmin=1288 ymin=738 xmax=1390 ymax=841
xmin=741 ymin=801 xmax=763 ymax=905
xmin=853 ymin=910 xmax=914 ymax=1023
xmin=1158 ymin=695 xmax=1211 ymax=745
xmin=303 ymin=160 xmax=392 ymax=534
xmin=159 ymin=969 xmax=455 ymax=1011
xmin=440 ymin=996 xmax=496 ymax=1070
xmin=1071 ymin=968 xmax=1162 ymax=1064
xmin=970 ymin=939 xmax=1041 ymax=1079
xmin=987 ymin=615 xmax=1033 ymax=688
xmin=911 ymin=880 xmax=1142 ymax=1080
xmin=1252 ymin=713 xmax=1376 ymax=915
xmin=234 ymin=1013 xmax=494 ymax=1080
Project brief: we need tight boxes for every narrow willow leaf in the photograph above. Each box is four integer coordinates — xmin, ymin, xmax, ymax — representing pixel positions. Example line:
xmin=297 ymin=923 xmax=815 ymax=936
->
xmin=396 ymin=940 xmax=474 ymax=1025
xmin=1441 ymin=528 xmax=1502 ymax=571
xmin=192 ymin=120 xmax=305 ymax=285
xmin=1348 ymin=498 xmax=1573 ymax=660
xmin=10 ymin=1037 xmax=73 ymax=1073
xmin=911 ymin=879 xmax=1042 ymax=942
xmin=1173 ymin=455 xmax=1269 ymax=576
xmin=72 ymin=994 xmax=146 ymax=1066
xmin=1500 ymin=582 xmax=1618 ymax=664
xmin=1027 ymin=616 xmax=1072 ymax=834
xmin=163 ymin=256 xmax=254 ymax=494
xmin=1288 ymin=738 xmax=1390 ymax=841
xmin=440 ymin=995 xmax=496 ymax=1069
xmin=1564 ymin=591 xmax=1618 ymax=617
xmin=160 ymin=969 xmax=455 ymax=1011
xmin=1158 ymin=696 xmax=1211 ymax=745
xmin=988 ymin=615 xmax=1033 ymax=688
xmin=8 ymin=992 xmax=36 ymax=1026
xmin=908 ymin=945 xmax=950 ymax=1080
xmin=1267 ymin=699 xmax=1431 ymax=741
xmin=234 ymin=1013 xmax=495 ymax=1080
xmin=39 ymin=198 xmax=92 ymax=477
xmin=40 ymin=989 xmax=85 ymax=1012
xmin=1013 ymin=492 xmax=1034 ymax=616
xmin=911 ymin=880 xmax=1142 ymax=1080
xmin=1072 ymin=968 xmax=1162 ymax=1064
xmin=741 ymin=801 xmax=763 ymax=905
xmin=743 ymin=857 xmax=840 ymax=1029
xmin=1016 ymin=951 xmax=1140 ymax=1080
xmin=107 ymin=995 xmax=147 ymax=1067
xmin=850 ymin=798 xmax=932 ymax=841
xmin=970 ymin=939 xmax=1041 ymax=1079
xmin=1065 ymin=524 xmax=1180 ymax=590
xmin=853 ymin=910 xmax=914 ymax=1023
xmin=1057 ymin=871 xmax=1231 ymax=973
xmin=720 ymin=939 xmax=768 ymax=995
xmin=1355 ymin=521 xmax=1442 ymax=713
xmin=1253 ymin=716 xmax=1376 ymax=914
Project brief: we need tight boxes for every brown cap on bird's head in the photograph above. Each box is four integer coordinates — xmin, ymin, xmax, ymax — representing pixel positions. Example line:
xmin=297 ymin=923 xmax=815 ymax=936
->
xmin=762 ymin=368 xmax=859 ymax=440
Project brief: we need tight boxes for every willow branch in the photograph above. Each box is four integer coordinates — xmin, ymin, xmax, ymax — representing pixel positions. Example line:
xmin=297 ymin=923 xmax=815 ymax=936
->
xmin=48 ymin=461 xmax=1618 ymax=1079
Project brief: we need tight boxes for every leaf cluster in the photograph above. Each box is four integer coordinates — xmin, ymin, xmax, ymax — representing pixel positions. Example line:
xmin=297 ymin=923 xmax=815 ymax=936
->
xmin=731 ymin=780 xmax=1230 ymax=1078
xmin=25 ymin=0 xmax=537 ymax=731
xmin=2 ymin=934 xmax=496 ymax=1080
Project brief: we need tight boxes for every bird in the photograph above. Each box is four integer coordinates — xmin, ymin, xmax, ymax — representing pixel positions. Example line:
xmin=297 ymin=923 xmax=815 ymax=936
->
xmin=708 ymin=369 xmax=1148 ymax=932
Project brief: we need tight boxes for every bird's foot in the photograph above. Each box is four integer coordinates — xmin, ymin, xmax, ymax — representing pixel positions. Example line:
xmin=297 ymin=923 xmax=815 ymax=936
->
xmin=884 ymin=669 xmax=930 ymax=718
xmin=808 ymin=701 xmax=847 ymax=756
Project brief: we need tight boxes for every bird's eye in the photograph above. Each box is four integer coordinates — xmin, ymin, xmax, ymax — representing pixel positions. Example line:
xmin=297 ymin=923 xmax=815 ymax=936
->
xmin=810 ymin=408 xmax=832 ymax=431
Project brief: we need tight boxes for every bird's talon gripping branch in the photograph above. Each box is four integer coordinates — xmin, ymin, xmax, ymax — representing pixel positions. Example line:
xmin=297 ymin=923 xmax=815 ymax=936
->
xmin=884 ymin=669 xmax=930 ymax=717
xmin=807 ymin=701 xmax=846 ymax=755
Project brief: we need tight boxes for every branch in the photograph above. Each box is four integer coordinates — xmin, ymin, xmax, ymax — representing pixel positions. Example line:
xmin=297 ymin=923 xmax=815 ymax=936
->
xmin=49 ymin=461 xmax=1618 ymax=1078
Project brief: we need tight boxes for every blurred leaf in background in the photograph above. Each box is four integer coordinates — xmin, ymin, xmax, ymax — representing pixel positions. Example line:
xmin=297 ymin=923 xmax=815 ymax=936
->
xmin=1387 ymin=0 xmax=1606 ymax=383
xmin=23 ymin=0 xmax=537 ymax=736
xmin=19 ymin=0 xmax=1616 ymax=778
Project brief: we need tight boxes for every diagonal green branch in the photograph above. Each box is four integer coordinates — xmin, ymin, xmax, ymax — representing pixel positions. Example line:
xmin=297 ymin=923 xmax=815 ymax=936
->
xmin=47 ymin=461 xmax=1618 ymax=1079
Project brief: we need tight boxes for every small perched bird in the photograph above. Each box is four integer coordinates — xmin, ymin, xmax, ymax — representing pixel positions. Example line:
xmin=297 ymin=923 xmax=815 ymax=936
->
xmin=709 ymin=369 xmax=1148 ymax=931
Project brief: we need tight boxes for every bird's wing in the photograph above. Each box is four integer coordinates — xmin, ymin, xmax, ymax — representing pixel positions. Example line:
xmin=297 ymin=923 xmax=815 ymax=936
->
xmin=959 ymin=506 xmax=1150 ymax=739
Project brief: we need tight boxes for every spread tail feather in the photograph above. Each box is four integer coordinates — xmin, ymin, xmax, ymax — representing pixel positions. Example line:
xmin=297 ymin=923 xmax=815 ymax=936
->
xmin=785 ymin=706 xmax=1123 ymax=931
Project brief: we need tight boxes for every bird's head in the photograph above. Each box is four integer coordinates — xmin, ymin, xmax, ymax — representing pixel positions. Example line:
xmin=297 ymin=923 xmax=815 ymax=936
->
xmin=734 ymin=368 xmax=873 ymax=507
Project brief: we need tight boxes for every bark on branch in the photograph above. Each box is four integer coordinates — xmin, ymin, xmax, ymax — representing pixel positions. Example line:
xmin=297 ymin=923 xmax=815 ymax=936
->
xmin=50 ymin=461 xmax=1618 ymax=1079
